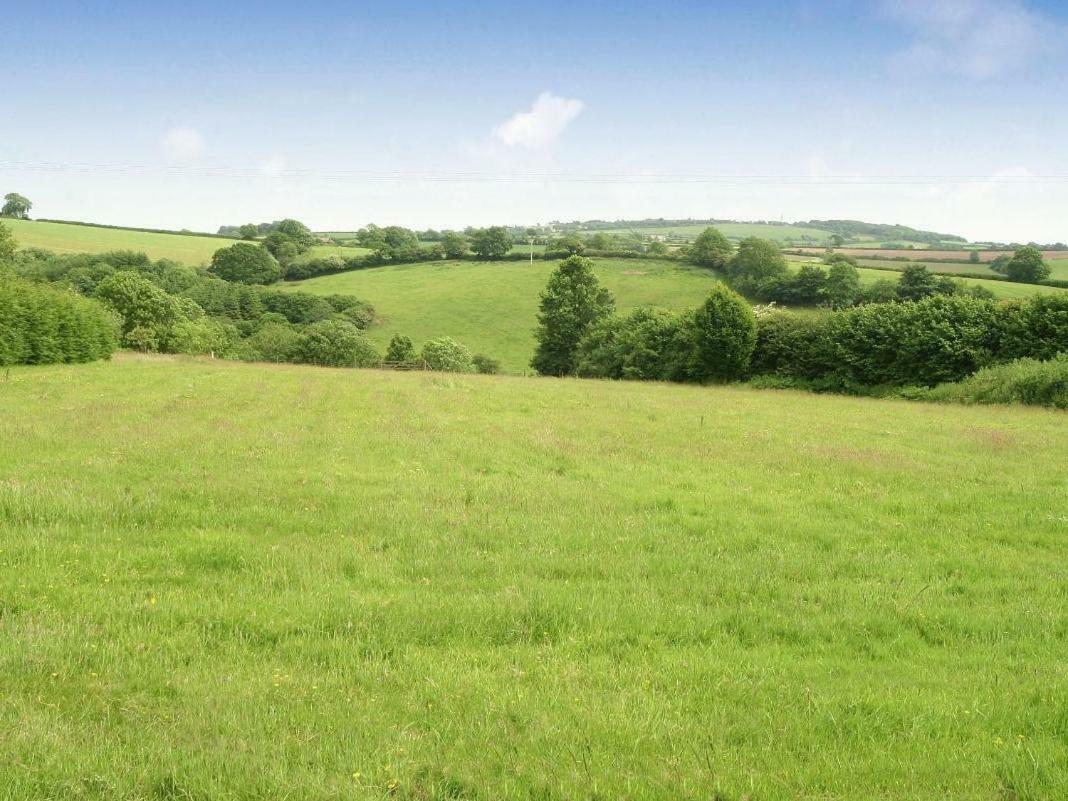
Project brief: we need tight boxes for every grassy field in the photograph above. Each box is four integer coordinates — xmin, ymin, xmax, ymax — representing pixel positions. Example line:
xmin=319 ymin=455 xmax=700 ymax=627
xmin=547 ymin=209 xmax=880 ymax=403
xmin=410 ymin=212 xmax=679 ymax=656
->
xmin=286 ymin=258 xmax=724 ymax=372
xmin=4 ymin=219 xmax=240 ymax=264
xmin=795 ymin=247 xmax=1068 ymax=262
xmin=1 ymin=355 xmax=1066 ymax=800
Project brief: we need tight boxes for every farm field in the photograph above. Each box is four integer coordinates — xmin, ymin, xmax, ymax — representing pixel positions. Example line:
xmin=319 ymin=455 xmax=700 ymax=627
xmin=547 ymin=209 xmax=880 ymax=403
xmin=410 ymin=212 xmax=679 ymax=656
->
xmin=596 ymin=222 xmax=832 ymax=243
xmin=285 ymin=258 xmax=723 ymax=372
xmin=793 ymin=247 xmax=1068 ymax=262
xmin=847 ymin=265 xmax=1068 ymax=299
xmin=3 ymin=219 xmax=239 ymax=264
xmin=1 ymin=355 xmax=1066 ymax=800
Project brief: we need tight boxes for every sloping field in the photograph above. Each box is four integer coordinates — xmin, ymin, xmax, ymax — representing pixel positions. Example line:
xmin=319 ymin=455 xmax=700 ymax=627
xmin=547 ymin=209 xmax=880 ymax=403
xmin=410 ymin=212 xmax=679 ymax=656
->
xmin=4 ymin=219 xmax=240 ymax=264
xmin=849 ymin=265 xmax=1068 ymax=300
xmin=1 ymin=356 xmax=1065 ymax=799
xmin=285 ymin=258 xmax=722 ymax=372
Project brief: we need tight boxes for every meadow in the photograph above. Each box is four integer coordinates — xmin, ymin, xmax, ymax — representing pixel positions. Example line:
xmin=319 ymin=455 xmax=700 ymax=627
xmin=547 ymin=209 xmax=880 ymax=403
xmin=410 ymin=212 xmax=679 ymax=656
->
xmin=793 ymin=247 xmax=1068 ymax=263
xmin=0 ymin=355 xmax=1065 ymax=800
xmin=848 ymin=265 xmax=1068 ymax=299
xmin=2 ymin=219 xmax=241 ymax=265
xmin=285 ymin=258 xmax=724 ymax=372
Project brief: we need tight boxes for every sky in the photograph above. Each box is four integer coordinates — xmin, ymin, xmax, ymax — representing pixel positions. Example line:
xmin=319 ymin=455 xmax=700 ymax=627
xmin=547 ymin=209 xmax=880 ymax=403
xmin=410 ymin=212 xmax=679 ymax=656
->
xmin=2 ymin=0 xmax=1067 ymax=242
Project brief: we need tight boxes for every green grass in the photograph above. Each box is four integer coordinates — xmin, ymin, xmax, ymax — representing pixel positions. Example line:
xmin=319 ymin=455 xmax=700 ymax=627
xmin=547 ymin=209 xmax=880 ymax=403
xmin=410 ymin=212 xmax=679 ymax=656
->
xmin=1 ymin=355 xmax=1066 ymax=800
xmin=286 ymin=258 xmax=724 ymax=372
xmin=5 ymin=219 xmax=240 ymax=265
xmin=850 ymin=265 xmax=1068 ymax=300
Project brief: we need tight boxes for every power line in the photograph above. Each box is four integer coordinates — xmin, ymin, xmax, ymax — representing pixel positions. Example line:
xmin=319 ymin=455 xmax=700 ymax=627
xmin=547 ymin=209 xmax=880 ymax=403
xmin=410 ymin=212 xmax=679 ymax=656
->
xmin=2 ymin=159 xmax=1068 ymax=185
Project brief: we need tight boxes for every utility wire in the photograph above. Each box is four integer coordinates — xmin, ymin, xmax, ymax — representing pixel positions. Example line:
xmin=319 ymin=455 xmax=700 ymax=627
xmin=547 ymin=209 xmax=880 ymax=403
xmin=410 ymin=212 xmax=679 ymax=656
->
xmin=2 ymin=160 xmax=1067 ymax=185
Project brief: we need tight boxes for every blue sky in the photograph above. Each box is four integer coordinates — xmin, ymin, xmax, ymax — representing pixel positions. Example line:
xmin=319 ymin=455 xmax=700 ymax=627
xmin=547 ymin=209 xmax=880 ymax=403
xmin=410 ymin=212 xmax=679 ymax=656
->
xmin=2 ymin=0 xmax=1067 ymax=241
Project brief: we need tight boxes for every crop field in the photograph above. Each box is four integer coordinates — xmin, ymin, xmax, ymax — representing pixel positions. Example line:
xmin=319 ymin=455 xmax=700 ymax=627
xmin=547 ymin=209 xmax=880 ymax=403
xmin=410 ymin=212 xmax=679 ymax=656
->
xmin=1 ymin=355 xmax=1066 ymax=800
xmin=3 ymin=219 xmax=240 ymax=264
xmin=285 ymin=258 xmax=722 ymax=372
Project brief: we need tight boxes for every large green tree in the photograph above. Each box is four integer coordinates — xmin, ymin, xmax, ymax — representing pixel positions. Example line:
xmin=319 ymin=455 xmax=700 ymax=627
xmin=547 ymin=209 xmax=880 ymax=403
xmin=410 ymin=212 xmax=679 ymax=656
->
xmin=689 ymin=283 xmax=756 ymax=382
xmin=690 ymin=227 xmax=732 ymax=268
xmin=440 ymin=232 xmax=469 ymax=258
xmin=1 ymin=193 xmax=32 ymax=219
xmin=531 ymin=255 xmax=615 ymax=376
xmin=471 ymin=226 xmax=514 ymax=259
xmin=1005 ymin=246 xmax=1051 ymax=284
xmin=209 ymin=243 xmax=282 ymax=285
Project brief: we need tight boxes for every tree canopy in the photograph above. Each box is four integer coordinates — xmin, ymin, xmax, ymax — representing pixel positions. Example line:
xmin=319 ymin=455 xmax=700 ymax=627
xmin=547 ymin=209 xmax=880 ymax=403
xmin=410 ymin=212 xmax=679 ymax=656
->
xmin=470 ymin=227 xmax=514 ymax=259
xmin=690 ymin=227 xmax=732 ymax=268
xmin=1 ymin=193 xmax=32 ymax=219
xmin=209 ymin=243 xmax=282 ymax=285
xmin=1005 ymin=246 xmax=1051 ymax=284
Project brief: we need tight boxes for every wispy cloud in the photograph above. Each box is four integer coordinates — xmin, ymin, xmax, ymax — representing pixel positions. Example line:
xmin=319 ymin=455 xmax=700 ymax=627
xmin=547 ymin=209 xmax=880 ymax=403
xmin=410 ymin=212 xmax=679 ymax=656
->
xmin=492 ymin=92 xmax=584 ymax=149
xmin=881 ymin=0 xmax=1058 ymax=79
xmin=160 ymin=127 xmax=206 ymax=161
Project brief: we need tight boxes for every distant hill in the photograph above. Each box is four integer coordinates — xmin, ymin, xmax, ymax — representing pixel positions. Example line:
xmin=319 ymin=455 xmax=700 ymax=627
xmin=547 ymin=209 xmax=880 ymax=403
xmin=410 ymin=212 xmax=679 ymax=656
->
xmin=803 ymin=220 xmax=967 ymax=245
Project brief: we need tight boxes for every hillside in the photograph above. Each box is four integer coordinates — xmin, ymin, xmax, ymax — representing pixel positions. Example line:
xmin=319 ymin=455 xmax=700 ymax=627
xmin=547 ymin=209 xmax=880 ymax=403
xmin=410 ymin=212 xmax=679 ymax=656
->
xmin=285 ymin=258 xmax=724 ymax=372
xmin=3 ymin=218 xmax=360 ymax=265
xmin=2 ymin=355 xmax=1066 ymax=799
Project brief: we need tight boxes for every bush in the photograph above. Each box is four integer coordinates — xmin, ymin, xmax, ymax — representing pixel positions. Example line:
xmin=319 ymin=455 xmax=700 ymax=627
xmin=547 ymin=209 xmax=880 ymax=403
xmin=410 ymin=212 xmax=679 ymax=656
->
xmin=922 ymin=354 xmax=1068 ymax=409
xmin=751 ymin=311 xmax=835 ymax=379
xmin=998 ymin=295 xmax=1068 ymax=361
xmin=1005 ymin=246 xmax=1051 ymax=284
xmin=575 ymin=308 xmax=689 ymax=381
xmin=422 ymin=337 xmax=473 ymax=372
xmin=209 ymin=243 xmax=281 ymax=285
xmin=245 ymin=323 xmax=304 ymax=363
xmin=472 ymin=354 xmax=501 ymax=374
xmin=296 ymin=319 xmax=380 ymax=368
xmin=689 ymin=284 xmax=756 ymax=382
xmin=94 ymin=272 xmax=184 ymax=341
xmin=384 ymin=334 xmax=417 ymax=364
xmin=0 ymin=275 xmax=117 ymax=365
xmin=259 ymin=290 xmax=335 ymax=324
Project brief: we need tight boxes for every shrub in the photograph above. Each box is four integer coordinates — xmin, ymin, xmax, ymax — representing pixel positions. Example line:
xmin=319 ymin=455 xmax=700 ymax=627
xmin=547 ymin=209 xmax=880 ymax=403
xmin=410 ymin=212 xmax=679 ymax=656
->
xmin=689 ymin=284 xmax=756 ymax=382
xmin=94 ymin=272 xmax=184 ymax=339
xmin=209 ymin=243 xmax=281 ymax=285
xmin=0 ymin=275 xmax=117 ymax=365
xmin=259 ymin=290 xmax=335 ymax=324
xmin=296 ymin=319 xmax=380 ymax=368
xmin=422 ymin=337 xmax=473 ymax=372
xmin=245 ymin=323 xmax=304 ymax=363
xmin=470 ymin=227 xmax=514 ymax=259
xmin=575 ymin=308 xmax=689 ymax=381
xmin=998 ymin=295 xmax=1068 ymax=361
xmin=751 ymin=311 xmax=835 ymax=379
xmin=182 ymin=277 xmax=264 ymax=321
xmin=0 ymin=221 xmax=15 ymax=261
xmin=922 ymin=354 xmax=1068 ymax=409
xmin=166 ymin=318 xmax=237 ymax=356
xmin=322 ymin=294 xmax=375 ymax=328
xmin=472 ymin=354 xmax=501 ymax=374
xmin=384 ymin=334 xmax=418 ymax=365
xmin=824 ymin=259 xmax=861 ymax=309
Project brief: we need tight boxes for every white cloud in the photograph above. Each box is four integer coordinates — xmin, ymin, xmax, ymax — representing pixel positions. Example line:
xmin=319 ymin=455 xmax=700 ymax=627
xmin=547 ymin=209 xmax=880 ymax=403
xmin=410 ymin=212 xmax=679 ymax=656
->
xmin=160 ymin=127 xmax=206 ymax=161
xmin=259 ymin=155 xmax=287 ymax=178
xmin=492 ymin=92 xmax=584 ymax=149
xmin=881 ymin=0 xmax=1058 ymax=79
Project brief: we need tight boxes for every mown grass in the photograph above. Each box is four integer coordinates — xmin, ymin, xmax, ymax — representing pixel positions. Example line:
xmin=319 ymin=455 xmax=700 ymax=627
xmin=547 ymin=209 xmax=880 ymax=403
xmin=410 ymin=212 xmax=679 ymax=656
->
xmin=4 ymin=219 xmax=240 ymax=264
xmin=0 ymin=355 xmax=1065 ymax=800
xmin=285 ymin=258 xmax=724 ymax=372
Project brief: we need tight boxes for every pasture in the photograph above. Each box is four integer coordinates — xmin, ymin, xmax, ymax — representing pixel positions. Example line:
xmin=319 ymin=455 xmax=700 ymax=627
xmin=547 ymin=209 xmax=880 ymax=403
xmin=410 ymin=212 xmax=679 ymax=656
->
xmin=1 ymin=355 xmax=1065 ymax=800
xmin=793 ymin=247 xmax=1068 ymax=263
xmin=847 ymin=265 xmax=1068 ymax=299
xmin=3 ymin=219 xmax=240 ymax=265
xmin=285 ymin=258 xmax=723 ymax=372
